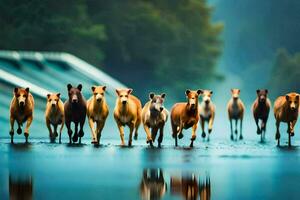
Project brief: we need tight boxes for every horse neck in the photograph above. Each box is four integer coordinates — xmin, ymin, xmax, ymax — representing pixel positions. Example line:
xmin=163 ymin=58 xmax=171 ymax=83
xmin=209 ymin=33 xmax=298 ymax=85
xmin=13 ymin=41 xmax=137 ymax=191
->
xmin=232 ymin=98 xmax=239 ymax=107
xmin=257 ymin=100 xmax=267 ymax=109
xmin=150 ymin=108 xmax=160 ymax=118
xmin=186 ymin=101 xmax=198 ymax=115
xmin=119 ymin=102 xmax=129 ymax=114
xmin=93 ymin=97 xmax=105 ymax=110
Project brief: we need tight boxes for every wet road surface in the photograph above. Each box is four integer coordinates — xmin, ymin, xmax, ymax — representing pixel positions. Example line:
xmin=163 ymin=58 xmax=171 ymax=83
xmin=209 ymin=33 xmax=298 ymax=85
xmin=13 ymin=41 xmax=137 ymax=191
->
xmin=1 ymin=138 xmax=300 ymax=200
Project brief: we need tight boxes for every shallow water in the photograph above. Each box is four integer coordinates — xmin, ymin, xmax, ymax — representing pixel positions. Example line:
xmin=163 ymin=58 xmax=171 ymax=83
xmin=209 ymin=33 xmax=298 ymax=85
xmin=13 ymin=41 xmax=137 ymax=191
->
xmin=1 ymin=137 xmax=300 ymax=200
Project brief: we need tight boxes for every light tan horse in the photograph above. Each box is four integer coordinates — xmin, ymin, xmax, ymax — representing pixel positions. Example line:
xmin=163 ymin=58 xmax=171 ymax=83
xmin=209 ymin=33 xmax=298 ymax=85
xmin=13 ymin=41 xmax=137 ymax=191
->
xmin=45 ymin=93 xmax=64 ymax=143
xmin=87 ymin=86 xmax=109 ymax=145
xmin=227 ymin=89 xmax=245 ymax=140
xmin=114 ymin=88 xmax=142 ymax=146
xmin=199 ymin=90 xmax=215 ymax=141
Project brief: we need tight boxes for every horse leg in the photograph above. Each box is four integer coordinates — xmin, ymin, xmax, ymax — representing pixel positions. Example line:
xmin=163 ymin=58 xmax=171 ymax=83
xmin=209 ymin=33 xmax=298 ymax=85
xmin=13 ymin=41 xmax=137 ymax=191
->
xmin=275 ymin=120 xmax=280 ymax=146
xmin=72 ymin=122 xmax=79 ymax=143
xmin=66 ymin=121 xmax=72 ymax=144
xmin=239 ymin=118 xmax=243 ymax=140
xmin=10 ymin=117 xmax=15 ymax=144
xmin=230 ymin=119 xmax=234 ymax=140
xmin=255 ymin=117 xmax=261 ymax=135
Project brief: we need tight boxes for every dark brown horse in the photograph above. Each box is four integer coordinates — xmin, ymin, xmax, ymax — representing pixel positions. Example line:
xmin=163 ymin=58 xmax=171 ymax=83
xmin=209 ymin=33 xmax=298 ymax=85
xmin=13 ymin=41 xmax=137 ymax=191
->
xmin=251 ymin=89 xmax=271 ymax=142
xmin=64 ymin=84 xmax=87 ymax=144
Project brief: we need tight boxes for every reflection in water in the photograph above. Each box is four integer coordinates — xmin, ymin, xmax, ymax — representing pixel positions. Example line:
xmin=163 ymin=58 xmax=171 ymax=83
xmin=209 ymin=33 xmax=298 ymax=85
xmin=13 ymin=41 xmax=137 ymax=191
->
xmin=171 ymin=173 xmax=211 ymax=200
xmin=9 ymin=175 xmax=33 ymax=200
xmin=200 ymin=175 xmax=211 ymax=200
xmin=140 ymin=169 xmax=167 ymax=200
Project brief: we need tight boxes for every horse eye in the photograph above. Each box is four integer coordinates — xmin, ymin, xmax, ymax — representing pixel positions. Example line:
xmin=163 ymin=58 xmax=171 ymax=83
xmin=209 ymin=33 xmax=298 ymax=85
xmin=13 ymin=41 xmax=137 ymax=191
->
xmin=101 ymin=93 xmax=104 ymax=95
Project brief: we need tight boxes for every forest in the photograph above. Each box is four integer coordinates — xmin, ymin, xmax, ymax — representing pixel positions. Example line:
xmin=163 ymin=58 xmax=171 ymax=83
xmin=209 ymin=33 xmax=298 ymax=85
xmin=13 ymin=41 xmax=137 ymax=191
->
xmin=0 ymin=0 xmax=223 ymax=97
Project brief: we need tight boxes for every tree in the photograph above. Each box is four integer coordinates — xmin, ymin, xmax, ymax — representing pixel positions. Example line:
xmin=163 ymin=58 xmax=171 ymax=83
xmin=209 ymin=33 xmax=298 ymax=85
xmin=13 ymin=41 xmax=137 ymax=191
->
xmin=0 ymin=0 xmax=106 ymax=65
xmin=268 ymin=49 xmax=300 ymax=97
xmin=87 ymin=0 xmax=223 ymax=97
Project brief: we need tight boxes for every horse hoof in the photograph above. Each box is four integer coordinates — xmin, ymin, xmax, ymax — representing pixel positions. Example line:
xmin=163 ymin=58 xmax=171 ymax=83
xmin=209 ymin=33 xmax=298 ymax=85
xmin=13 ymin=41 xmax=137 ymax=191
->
xmin=191 ymin=135 xmax=196 ymax=141
xmin=9 ymin=131 xmax=14 ymax=136
xmin=158 ymin=143 xmax=161 ymax=148
xmin=201 ymin=132 xmax=206 ymax=138
xmin=230 ymin=135 xmax=234 ymax=140
xmin=239 ymin=135 xmax=243 ymax=140
xmin=134 ymin=134 xmax=138 ymax=140
xmin=79 ymin=130 xmax=84 ymax=137
xmin=234 ymin=130 xmax=238 ymax=134
xmin=257 ymin=129 xmax=261 ymax=135
xmin=291 ymin=132 xmax=295 ymax=137
xmin=275 ymin=133 xmax=280 ymax=140
xmin=178 ymin=133 xmax=184 ymax=139
xmin=128 ymin=141 xmax=132 ymax=147
xmin=72 ymin=134 xmax=78 ymax=143
xmin=17 ymin=128 xmax=22 ymax=135
xmin=208 ymin=129 xmax=212 ymax=134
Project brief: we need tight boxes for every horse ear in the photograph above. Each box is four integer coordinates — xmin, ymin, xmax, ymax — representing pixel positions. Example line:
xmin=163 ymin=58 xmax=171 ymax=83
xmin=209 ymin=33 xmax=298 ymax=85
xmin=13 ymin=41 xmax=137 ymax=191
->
xmin=25 ymin=87 xmax=30 ymax=93
xmin=238 ymin=89 xmax=241 ymax=93
xmin=91 ymin=86 xmax=96 ymax=92
xmin=296 ymin=95 xmax=299 ymax=100
xmin=67 ymin=84 xmax=72 ymax=91
xmin=14 ymin=87 xmax=18 ymax=94
xmin=265 ymin=89 xmax=268 ymax=94
xmin=149 ymin=92 xmax=155 ymax=99
xmin=256 ymin=89 xmax=260 ymax=94
xmin=102 ymin=86 xmax=106 ymax=91
xmin=197 ymin=89 xmax=203 ymax=95
xmin=210 ymin=90 xmax=213 ymax=95
xmin=286 ymin=95 xmax=290 ymax=101
xmin=127 ymin=88 xmax=133 ymax=94
xmin=77 ymin=84 xmax=82 ymax=91
xmin=47 ymin=94 xmax=51 ymax=99
xmin=57 ymin=93 xmax=61 ymax=98
xmin=185 ymin=89 xmax=191 ymax=96
xmin=161 ymin=93 xmax=166 ymax=98
xmin=115 ymin=89 xmax=120 ymax=96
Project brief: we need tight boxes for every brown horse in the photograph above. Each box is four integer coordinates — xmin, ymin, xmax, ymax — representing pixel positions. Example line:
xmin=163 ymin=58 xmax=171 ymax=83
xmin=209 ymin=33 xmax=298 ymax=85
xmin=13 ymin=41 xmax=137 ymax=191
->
xmin=274 ymin=92 xmax=299 ymax=147
xmin=171 ymin=89 xmax=202 ymax=147
xmin=251 ymin=89 xmax=271 ymax=142
xmin=9 ymin=87 xmax=34 ymax=143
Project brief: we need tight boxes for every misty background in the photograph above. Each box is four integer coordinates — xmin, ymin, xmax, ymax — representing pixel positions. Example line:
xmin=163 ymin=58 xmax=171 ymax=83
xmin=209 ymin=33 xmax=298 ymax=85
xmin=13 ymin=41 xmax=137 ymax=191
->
xmin=0 ymin=0 xmax=299 ymax=142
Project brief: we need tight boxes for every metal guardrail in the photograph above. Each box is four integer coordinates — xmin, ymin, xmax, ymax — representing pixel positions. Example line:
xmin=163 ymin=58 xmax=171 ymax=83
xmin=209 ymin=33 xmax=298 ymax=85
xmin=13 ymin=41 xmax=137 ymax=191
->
xmin=0 ymin=50 xmax=127 ymax=98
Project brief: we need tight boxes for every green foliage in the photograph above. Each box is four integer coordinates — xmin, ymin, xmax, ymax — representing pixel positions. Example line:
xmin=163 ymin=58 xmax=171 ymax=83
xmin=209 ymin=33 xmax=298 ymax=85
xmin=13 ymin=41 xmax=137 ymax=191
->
xmin=269 ymin=49 xmax=300 ymax=96
xmin=0 ymin=0 xmax=106 ymax=64
xmin=87 ymin=0 xmax=223 ymax=97
xmin=0 ymin=0 xmax=222 ymax=98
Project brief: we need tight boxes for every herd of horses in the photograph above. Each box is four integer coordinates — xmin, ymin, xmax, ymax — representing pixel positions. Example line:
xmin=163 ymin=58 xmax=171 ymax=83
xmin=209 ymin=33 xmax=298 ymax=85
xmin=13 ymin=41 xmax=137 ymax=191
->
xmin=8 ymin=84 xmax=300 ymax=147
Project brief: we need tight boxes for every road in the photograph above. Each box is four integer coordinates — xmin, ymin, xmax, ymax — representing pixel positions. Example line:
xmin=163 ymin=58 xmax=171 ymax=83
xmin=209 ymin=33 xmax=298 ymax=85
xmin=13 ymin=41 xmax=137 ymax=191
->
xmin=1 ymin=137 xmax=300 ymax=200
